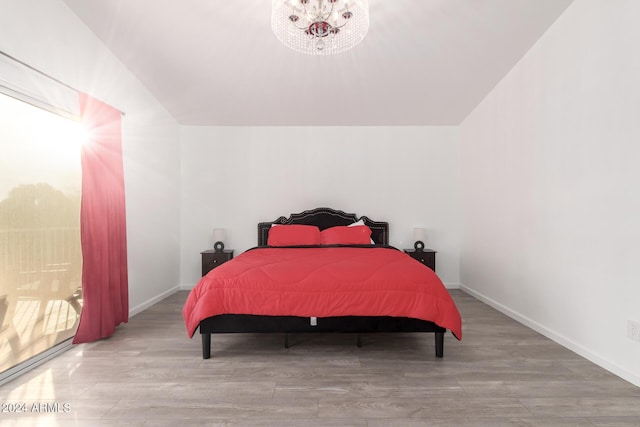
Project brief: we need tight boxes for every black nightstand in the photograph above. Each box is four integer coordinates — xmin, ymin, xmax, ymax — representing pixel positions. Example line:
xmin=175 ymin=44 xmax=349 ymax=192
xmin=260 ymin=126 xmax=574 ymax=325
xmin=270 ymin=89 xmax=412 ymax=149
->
xmin=201 ymin=250 xmax=234 ymax=276
xmin=404 ymin=249 xmax=436 ymax=272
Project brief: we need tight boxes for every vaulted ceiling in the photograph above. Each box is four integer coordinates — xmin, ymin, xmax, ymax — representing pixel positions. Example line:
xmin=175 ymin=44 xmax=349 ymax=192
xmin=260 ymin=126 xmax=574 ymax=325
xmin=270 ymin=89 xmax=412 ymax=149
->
xmin=62 ymin=0 xmax=573 ymax=126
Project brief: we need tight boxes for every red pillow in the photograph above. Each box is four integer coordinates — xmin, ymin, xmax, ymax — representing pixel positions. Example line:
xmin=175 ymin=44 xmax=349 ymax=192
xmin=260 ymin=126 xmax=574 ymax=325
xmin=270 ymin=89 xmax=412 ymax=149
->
xmin=267 ymin=224 xmax=321 ymax=246
xmin=320 ymin=225 xmax=372 ymax=245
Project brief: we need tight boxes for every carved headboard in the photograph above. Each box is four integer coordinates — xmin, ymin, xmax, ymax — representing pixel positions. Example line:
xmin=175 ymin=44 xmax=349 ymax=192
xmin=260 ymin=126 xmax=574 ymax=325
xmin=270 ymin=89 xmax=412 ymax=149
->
xmin=257 ymin=207 xmax=389 ymax=246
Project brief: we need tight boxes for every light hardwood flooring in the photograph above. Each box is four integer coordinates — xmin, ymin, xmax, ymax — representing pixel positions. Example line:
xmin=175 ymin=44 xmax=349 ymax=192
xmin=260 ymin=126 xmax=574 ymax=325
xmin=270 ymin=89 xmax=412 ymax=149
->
xmin=1 ymin=289 xmax=639 ymax=426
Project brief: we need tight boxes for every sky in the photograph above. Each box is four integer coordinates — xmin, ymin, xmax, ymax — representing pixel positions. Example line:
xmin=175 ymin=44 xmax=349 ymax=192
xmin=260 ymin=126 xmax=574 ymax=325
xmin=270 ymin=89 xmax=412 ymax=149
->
xmin=0 ymin=93 xmax=82 ymax=201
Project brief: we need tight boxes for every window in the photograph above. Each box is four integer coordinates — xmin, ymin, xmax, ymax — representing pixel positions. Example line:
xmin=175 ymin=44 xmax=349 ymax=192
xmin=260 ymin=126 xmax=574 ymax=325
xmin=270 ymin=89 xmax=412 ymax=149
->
xmin=0 ymin=92 xmax=84 ymax=376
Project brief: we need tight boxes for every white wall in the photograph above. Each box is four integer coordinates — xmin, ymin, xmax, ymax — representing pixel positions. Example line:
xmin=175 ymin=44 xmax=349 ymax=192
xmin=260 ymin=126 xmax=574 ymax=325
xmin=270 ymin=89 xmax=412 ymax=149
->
xmin=460 ymin=0 xmax=640 ymax=386
xmin=0 ymin=0 xmax=181 ymax=314
xmin=180 ymin=126 xmax=460 ymax=288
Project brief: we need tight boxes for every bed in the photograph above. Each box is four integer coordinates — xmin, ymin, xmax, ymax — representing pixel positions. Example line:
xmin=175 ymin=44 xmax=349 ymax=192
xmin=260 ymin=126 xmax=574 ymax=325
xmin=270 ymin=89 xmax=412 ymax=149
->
xmin=183 ymin=207 xmax=462 ymax=359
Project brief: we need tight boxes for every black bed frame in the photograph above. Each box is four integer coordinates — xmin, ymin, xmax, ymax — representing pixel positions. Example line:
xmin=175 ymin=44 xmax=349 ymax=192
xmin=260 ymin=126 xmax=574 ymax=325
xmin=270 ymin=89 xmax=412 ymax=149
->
xmin=198 ymin=207 xmax=447 ymax=358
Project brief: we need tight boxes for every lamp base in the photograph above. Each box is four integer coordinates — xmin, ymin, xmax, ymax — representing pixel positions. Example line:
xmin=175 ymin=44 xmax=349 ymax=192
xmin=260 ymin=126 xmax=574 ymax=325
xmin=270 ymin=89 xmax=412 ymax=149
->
xmin=414 ymin=241 xmax=425 ymax=251
xmin=214 ymin=241 xmax=225 ymax=252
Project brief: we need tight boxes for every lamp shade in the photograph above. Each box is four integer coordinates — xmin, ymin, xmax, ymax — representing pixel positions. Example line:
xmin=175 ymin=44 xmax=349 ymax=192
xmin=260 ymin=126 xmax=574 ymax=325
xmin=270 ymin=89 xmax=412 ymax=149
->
xmin=213 ymin=228 xmax=226 ymax=243
xmin=413 ymin=228 xmax=426 ymax=243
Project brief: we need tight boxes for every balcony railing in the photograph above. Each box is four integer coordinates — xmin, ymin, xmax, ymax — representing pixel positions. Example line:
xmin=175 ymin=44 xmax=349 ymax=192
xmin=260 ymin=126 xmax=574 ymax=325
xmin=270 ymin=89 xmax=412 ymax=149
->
xmin=0 ymin=227 xmax=82 ymax=374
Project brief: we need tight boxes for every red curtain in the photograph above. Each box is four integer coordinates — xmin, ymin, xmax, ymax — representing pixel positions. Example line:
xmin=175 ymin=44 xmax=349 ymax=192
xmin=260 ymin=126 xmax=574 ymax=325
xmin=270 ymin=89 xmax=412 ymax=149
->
xmin=73 ymin=93 xmax=128 ymax=344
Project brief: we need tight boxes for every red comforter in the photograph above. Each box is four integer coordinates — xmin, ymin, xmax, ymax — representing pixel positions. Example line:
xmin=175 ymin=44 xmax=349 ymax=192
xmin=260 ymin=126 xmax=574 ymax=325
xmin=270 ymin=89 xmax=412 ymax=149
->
xmin=183 ymin=246 xmax=462 ymax=339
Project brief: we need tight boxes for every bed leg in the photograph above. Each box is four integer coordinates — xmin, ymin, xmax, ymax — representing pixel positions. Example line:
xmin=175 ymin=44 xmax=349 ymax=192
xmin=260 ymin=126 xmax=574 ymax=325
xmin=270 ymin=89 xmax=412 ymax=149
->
xmin=284 ymin=333 xmax=289 ymax=348
xmin=435 ymin=331 xmax=444 ymax=358
xmin=356 ymin=334 xmax=362 ymax=348
xmin=202 ymin=333 xmax=211 ymax=359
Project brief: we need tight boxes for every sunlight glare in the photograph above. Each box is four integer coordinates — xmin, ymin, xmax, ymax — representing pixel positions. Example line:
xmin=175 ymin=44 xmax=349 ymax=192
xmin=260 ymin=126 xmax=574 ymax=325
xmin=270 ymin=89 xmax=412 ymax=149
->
xmin=32 ymin=115 xmax=88 ymax=156
xmin=0 ymin=93 xmax=82 ymax=199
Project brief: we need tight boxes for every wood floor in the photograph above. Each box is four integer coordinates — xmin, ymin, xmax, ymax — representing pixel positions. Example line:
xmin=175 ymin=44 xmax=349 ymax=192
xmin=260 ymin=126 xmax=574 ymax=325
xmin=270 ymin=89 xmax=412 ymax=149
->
xmin=1 ymin=289 xmax=639 ymax=426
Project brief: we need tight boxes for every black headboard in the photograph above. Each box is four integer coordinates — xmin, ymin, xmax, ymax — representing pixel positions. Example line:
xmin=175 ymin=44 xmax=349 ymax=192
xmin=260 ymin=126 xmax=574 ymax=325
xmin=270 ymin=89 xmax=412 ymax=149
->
xmin=257 ymin=207 xmax=389 ymax=246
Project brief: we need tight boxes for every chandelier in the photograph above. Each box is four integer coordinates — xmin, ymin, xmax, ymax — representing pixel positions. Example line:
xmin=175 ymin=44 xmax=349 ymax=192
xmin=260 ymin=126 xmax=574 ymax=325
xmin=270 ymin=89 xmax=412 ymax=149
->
xmin=271 ymin=0 xmax=369 ymax=55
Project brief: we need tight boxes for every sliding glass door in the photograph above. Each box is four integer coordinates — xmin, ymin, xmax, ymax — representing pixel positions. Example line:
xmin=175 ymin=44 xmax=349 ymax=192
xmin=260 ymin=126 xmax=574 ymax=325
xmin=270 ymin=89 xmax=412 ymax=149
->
xmin=0 ymin=92 xmax=83 ymax=375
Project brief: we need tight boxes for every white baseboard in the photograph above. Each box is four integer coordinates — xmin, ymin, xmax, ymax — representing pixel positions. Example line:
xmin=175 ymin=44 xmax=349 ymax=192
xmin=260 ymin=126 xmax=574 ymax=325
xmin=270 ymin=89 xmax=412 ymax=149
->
xmin=129 ymin=286 xmax=180 ymax=317
xmin=460 ymin=284 xmax=640 ymax=388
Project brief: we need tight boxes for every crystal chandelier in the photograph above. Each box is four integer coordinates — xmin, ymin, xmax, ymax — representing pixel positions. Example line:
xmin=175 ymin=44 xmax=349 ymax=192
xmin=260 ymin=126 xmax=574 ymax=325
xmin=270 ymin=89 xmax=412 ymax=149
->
xmin=271 ymin=0 xmax=369 ymax=55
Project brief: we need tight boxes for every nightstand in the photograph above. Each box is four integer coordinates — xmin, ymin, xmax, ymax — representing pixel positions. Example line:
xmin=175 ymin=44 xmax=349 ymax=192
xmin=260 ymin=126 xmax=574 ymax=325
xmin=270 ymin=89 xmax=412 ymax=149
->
xmin=201 ymin=250 xmax=234 ymax=276
xmin=404 ymin=249 xmax=436 ymax=272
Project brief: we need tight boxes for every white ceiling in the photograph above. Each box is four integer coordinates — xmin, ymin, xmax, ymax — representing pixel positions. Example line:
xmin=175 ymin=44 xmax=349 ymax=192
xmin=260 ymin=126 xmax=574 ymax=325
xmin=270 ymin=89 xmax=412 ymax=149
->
xmin=62 ymin=0 xmax=573 ymax=126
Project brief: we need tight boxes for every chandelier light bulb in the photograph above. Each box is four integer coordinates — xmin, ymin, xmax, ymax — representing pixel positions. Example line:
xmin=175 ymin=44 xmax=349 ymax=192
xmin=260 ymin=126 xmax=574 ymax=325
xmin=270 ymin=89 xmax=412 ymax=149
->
xmin=272 ymin=0 xmax=369 ymax=55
